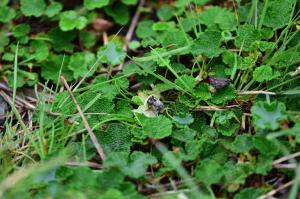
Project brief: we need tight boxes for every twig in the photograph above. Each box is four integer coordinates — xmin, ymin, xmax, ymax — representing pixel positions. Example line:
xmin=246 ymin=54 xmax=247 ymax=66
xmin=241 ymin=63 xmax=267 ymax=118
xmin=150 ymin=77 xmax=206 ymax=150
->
xmin=60 ymin=76 xmax=106 ymax=161
xmin=66 ymin=161 xmax=103 ymax=169
xmin=273 ymin=163 xmax=297 ymax=169
xmin=124 ymin=0 xmax=145 ymax=49
xmin=258 ymin=180 xmax=293 ymax=199
xmin=238 ymin=91 xmax=276 ymax=95
xmin=191 ymin=105 xmax=239 ymax=111
xmin=117 ymin=0 xmax=145 ymax=70
xmin=273 ymin=151 xmax=300 ymax=165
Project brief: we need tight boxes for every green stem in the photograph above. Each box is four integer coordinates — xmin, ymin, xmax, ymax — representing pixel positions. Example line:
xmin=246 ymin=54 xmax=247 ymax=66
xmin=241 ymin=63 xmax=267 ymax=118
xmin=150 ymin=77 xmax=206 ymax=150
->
xmin=132 ymin=46 xmax=190 ymax=62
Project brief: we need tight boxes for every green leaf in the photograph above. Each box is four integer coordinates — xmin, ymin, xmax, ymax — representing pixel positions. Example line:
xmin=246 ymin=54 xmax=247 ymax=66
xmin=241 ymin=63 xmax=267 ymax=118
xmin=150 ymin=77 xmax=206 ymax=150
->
xmin=191 ymin=30 xmax=225 ymax=58
xmin=251 ymin=101 xmax=287 ymax=130
xmin=230 ymin=134 xmax=253 ymax=153
xmin=123 ymin=151 xmax=157 ymax=178
xmin=262 ymin=0 xmax=296 ymax=30
xmin=218 ymin=123 xmax=239 ymax=136
xmin=8 ymin=69 xmax=38 ymax=88
xmin=211 ymin=85 xmax=236 ymax=104
xmin=121 ymin=0 xmax=138 ymax=5
xmin=104 ymin=151 xmax=157 ymax=178
xmin=79 ymin=31 xmax=97 ymax=48
xmin=157 ymin=5 xmax=174 ymax=21
xmin=173 ymin=113 xmax=194 ymax=125
xmin=45 ymin=1 xmax=62 ymax=17
xmin=235 ymin=24 xmax=261 ymax=51
xmin=59 ymin=11 xmax=88 ymax=31
xmin=199 ymin=7 xmax=237 ymax=30
xmin=252 ymin=136 xmax=279 ymax=156
xmin=175 ymin=75 xmax=196 ymax=90
xmin=68 ymin=52 xmax=96 ymax=79
xmin=234 ymin=188 xmax=264 ymax=199
xmin=140 ymin=115 xmax=172 ymax=139
xmin=0 ymin=0 xmax=8 ymax=6
xmin=0 ymin=6 xmax=15 ymax=23
xmin=98 ymin=124 xmax=132 ymax=154
xmin=161 ymin=29 xmax=189 ymax=48
xmin=98 ymin=189 xmax=124 ymax=199
xmin=253 ymin=65 xmax=274 ymax=82
xmin=84 ymin=0 xmax=109 ymax=10
xmin=41 ymin=55 xmax=73 ymax=82
xmin=172 ymin=127 xmax=196 ymax=142
xmin=12 ymin=24 xmax=30 ymax=38
xmin=20 ymin=0 xmax=46 ymax=17
xmin=30 ymin=40 xmax=49 ymax=61
xmin=48 ymin=28 xmax=76 ymax=52
xmin=152 ymin=21 xmax=176 ymax=31
xmin=97 ymin=42 xmax=126 ymax=66
xmin=195 ymin=159 xmax=223 ymax=186
xmin=136 ymin=20 xmax=156 ymax=39
xmin=0 ymin=32 xmax=9 ymax=52
xmin=104 ymin=3 xmax=130 ymax=25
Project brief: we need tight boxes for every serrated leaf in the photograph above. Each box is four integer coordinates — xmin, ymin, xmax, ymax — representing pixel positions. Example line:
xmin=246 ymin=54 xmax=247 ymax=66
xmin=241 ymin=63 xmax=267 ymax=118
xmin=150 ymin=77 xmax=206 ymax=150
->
xmin=84 ymin=0 xmax=109 ymax=10
xmin=97 ymin=42 xmax=126 ymax=66
xmin=68 ymin=52 xmax=96 ymax=79
xmin=262 ymin=0 xmax=296 ymax=30
xmin=194 ymin=83 xmax=212 ymax=100
xmin=98 ymin=124 xmax=132 ymax=154
xmin=233 ymin=188 xmax=264 ymax=199
xmin=251 ymin=101 xmax=287 ymax=130
xmin=172 ymin=127 xmax=196 ymax=142
xmin=175 ymin=75 xmax=196 ymax=90
xmin=0 ymin=6 xmax=15 ymax=23
xmin=235 ymin=24 xmax=261 ymax=51
xmin=104 ymin=3 xmax=130 ymax=25
xmin=121 ymin=0 xmax=138 ymax=5
xmin=79 ymin=31 xmax=97 ymax=48
xmin=59 ymin=11 xmax=88 ymax=31
xmin=195 ymin=159 xmax=223 ymax=186
xmin=252 ymin=136 xmax=279 ymax=156
xmin=211 ymin=85 xmax=236 ymax=104
xmin=30 ymin=40 xmax=49 ymax=61
xmin=199 ymin=7 xmax=237 ymax=30
xmin=13 ymin=24 xmax=30 ymax=38
xmin=253 ymin=65 xmax=274 ymax=82
xmin=230 ymin=134 xmax=253 ymax=153
xmin=191 ymin=30 xmax=225 ymax=58
xmin=140 ymin=115 xmax=172 ymax=139
xmin=0 ymin=32 xmax=9 ymax=52
xmin=20 ymin=0 xmax=46 ymax=17
xmin=157 ymin=5 xmax=174 ymax=21
xmin=45 ymin=1 xmax=62 ymax=17
xmin=48 ymin=28 xmax=76 ymax=52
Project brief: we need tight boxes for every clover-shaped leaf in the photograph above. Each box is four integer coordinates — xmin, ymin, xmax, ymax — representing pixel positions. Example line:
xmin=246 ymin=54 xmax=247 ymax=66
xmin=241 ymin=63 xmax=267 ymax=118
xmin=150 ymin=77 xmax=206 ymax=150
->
xmin=251 ymin=101 xmax=287 ymax=131
xmin=59 ymin=11 xmax=88 ymax=31
xmin=97 ymin=42 xmax=126 ymax=66
xmin=20 ymin=0 xmax=46 ymax=17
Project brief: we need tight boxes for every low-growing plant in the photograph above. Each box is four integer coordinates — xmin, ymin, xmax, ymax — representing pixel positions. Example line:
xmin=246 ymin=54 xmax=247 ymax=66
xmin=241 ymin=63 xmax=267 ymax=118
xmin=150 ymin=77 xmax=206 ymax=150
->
xmin=0 ymin=0 xmax=300 ymax=199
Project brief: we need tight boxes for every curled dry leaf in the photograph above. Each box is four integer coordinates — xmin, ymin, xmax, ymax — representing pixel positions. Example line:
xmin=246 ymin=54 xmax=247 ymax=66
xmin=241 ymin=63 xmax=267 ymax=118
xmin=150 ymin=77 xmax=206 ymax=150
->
xmin=207 ymin=76 xmax=231 ymax=89
xmin=92 ymin=18 xmax=113 ymax=32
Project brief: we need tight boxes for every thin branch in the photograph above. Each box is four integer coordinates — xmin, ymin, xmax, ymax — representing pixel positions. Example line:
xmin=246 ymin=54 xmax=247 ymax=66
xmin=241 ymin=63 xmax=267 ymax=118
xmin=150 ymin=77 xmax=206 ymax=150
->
xmin=66 ymin=161 xmax=103 ymax=169
xmin=117 ymin=0 xmax=145 ymax=70
xmin=238 ymin=90 xmax=276 ymax=95
xmin=258 ymin=180 xmax=293 ymax=199
xmin=273 ymin=151 xmax=300 ymax=165
xmin=124 ymin=0 xmax=145 ymax=48
xmin=273 ymin=163 xmax=297 ymax=169
xmin=191 ymin=105 xmax=239 ymax=111
xmin=60 ymin=76 xmax=106 ymax=161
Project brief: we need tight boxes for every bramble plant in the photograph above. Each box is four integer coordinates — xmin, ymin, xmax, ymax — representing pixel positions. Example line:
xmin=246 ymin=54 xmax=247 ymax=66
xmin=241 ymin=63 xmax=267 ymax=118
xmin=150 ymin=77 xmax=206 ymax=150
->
xmin=0 ymin=0 xmax=300 ymax=199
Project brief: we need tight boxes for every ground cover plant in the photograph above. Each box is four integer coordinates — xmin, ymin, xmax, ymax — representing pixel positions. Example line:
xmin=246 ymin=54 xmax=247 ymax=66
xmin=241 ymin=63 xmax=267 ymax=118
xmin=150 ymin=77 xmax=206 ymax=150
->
xmin=0 ymin=0 xmax=300 ymax=198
